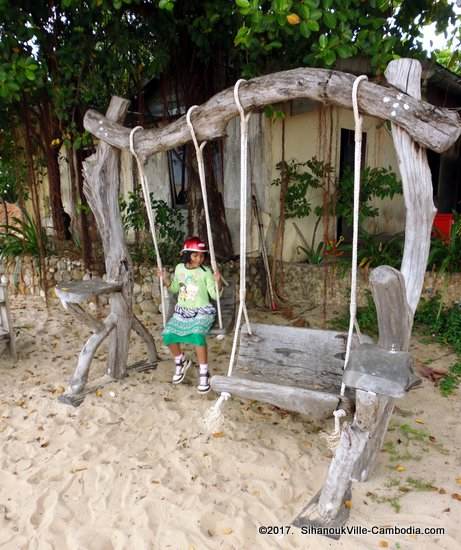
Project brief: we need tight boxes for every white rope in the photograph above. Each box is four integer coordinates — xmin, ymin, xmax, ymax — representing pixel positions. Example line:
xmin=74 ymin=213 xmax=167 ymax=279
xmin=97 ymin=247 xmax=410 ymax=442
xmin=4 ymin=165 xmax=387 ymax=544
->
xmin=341 ymin=74 xmax=368 ymax=387
xmin=204 ymin=79 xmax=252 ymax=432
xmin=325 ymin=75 xmax=368 ymax=450
xmin=129 ymin=126 xmax=166 ymax=327
xmin=186 ymin=107 xmax=223 ymax=330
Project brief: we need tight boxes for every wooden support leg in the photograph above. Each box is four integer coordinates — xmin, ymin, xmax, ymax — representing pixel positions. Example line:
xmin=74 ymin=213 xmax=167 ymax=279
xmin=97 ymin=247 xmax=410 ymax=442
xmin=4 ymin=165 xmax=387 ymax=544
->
xmin=65 ymin=302 xmax=104 ymax=332
xmin=131 ymin=314 xmax=158 ymax=364
xmin=59 ymin=313 xmax=117 ymax=406
xmin=294 ymin=264 xmax=418 ymax=531
xmin=293 ymin=422 xmax=368 ymax=536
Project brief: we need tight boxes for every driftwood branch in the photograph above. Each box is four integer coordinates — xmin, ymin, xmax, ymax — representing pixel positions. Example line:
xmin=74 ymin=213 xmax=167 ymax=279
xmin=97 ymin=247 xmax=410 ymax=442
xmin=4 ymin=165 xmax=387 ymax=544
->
xmin=385 ymin=59 xmax=437 ymax=315
xmin=131 ymin=314 xmax=158 ymax=363
xmin=351 ymin=266 xmax=413 ymax=481
xmin=66 ymin=312 xmax=117 ymax=395
xmin=84 ymin=67 xmax=460 ymax=157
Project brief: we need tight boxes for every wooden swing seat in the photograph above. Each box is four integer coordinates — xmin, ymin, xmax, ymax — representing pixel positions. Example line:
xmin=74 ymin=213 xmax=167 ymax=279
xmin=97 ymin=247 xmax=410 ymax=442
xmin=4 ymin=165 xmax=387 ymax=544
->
xmin=211 ymin=323 xmax=364 ymax=421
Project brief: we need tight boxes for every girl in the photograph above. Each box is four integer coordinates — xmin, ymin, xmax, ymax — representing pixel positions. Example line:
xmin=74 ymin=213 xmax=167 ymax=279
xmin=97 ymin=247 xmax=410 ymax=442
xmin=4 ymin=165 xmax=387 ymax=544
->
xmin=158 ymin=237 xmax=222 ymax=393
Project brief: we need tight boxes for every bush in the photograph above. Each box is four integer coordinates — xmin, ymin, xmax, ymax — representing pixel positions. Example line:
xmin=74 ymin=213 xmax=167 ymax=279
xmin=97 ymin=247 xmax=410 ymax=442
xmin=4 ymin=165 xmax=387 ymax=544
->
xmin=0 ymin=210 xmax=48 ymax=258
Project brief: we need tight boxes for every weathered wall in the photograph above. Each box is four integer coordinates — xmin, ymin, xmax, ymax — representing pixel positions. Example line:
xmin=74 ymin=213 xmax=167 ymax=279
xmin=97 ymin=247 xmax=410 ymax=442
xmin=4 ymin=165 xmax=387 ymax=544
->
xmin=49 ymin=103 xmax=406 ymax=263
xmin=1 ymin=256 xmax=459 ymax=317
xmin=222 ymin=101 xmax=406 ymax=264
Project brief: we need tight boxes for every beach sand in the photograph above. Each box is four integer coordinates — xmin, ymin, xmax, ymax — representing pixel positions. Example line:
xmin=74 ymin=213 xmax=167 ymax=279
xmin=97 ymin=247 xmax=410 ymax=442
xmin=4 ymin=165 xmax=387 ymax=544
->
xmin=1 ymin=296 xmax=460 ymax=549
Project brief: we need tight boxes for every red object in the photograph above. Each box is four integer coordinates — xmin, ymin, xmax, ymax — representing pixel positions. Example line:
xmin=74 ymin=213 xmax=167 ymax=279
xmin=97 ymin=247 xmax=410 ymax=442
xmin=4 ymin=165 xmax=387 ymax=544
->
xmin=181 ymin=236 xmax=208 ymax=253
xmin=432 ymin=213 xmax=453 ymax=242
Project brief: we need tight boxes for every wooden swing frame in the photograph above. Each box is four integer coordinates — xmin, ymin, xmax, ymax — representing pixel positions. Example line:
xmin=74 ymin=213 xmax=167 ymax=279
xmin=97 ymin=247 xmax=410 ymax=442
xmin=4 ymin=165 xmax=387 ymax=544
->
xmin=58 ymin=57 xmax=460 ymax=531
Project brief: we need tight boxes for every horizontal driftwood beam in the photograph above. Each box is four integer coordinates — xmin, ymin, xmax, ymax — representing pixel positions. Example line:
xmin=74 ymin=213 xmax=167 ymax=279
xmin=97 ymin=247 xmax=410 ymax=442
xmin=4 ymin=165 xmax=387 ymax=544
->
xmin=210 ymin=375 xmax=353 ymax=421
xmin=84 ymin=66 xmax=460 ymax=156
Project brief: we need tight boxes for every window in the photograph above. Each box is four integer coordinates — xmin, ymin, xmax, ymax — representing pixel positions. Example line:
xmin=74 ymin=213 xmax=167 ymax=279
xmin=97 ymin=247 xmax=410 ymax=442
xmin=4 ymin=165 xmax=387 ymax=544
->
xmin=337 ymin=128 xmax=367 ymax=239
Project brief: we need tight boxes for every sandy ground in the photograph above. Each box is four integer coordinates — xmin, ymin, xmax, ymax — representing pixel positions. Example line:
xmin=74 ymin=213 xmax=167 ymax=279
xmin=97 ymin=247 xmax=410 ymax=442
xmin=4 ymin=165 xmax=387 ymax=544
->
xmin=0 ymin=296 xmax=461 ymax=550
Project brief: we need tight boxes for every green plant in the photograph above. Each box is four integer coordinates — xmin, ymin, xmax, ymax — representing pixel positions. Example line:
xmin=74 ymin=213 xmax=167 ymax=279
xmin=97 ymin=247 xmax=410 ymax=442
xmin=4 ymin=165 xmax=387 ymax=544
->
xmin=296 ymin=241 xmax=325 ymax=265
xmin=272 ymin=159 xmax=402 ymax=266
xmin=414 ymin=294 xmax=461 ymax=395
xmin=336 ymin=166 xmax=402 ymax=226
xmin=272 ymin=157 xmax=334 ymax=220
xmin=119 ymin=192 xmax=185 ymax=265
xmin=0 ymin=209 xmax=48 ymax=258
xmin=405 ymin=477 xmax=437 ymax=491
xmin=343 ymin=230 xmax=404 ymax=270
xmin=329 ymin=289 xmax=379 ymax=335
xmin=439 ymin=362 xmax=461 ymax=397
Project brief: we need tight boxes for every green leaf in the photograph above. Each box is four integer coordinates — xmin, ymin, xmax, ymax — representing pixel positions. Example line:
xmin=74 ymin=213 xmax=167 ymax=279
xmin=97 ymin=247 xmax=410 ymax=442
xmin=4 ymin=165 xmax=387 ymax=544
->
xmin=323 ymin=49 xmax=336 ymax=65
xmin=234 ymin=26 xmax=252 ymax=47
xmin=235 ymin=0 xmax=250 ymax=8
xmin=299 ymin=21 xmax=311 ymax=38
xmin=323 ymin=0 xmax=333 ymax=8
xmin=306 ymin=20 xmax=320 ymax=32
xmin=159 ymin=0 xmax=174 ymax=10
xmin=377 ymin=0 xmax=390 ymax=11
xmin=298 ymin=5 xmax=310 ymax=19
xmin=324 ymin=12 xmax=336 ymax=29
xmin=337 ymin=45 xmax=352 ymax=59
xmin=273 ymin=0 xmax=293 ymax=13
xmin=310 ymin=8 xmax=322 ymax=20
xmin=319 ymin=34 xmax=328 ymax=49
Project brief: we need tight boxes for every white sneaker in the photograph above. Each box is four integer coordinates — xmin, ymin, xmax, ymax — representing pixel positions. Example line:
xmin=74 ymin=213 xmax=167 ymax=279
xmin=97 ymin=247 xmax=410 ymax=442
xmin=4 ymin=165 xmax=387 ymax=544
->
xmin=172 ymin=357 xmax=192 ymax=384
xmin=197 ymin=369 xmax=211 ymax=394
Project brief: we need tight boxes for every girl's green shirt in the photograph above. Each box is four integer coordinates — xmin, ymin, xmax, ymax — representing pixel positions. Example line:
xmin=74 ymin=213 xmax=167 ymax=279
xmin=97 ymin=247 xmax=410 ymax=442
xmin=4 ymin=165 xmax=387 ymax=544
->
xmin=169 ymin=263 xmax=218 ymax=308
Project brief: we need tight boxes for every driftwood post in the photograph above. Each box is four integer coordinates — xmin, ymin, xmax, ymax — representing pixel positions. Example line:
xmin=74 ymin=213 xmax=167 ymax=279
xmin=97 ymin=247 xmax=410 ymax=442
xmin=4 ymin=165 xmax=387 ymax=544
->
xmin=294 ymin=58 xmax=436 ymax=531
xmin=57 ymin=97 xmax=158 ymax=405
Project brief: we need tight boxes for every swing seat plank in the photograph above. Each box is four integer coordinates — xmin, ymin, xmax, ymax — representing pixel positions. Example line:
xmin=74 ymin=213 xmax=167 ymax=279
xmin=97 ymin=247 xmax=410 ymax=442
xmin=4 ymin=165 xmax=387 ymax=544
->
xmin=236 ymin=323 xmax=351 ymax=393
xmin=210 ymin=323 xmax=366 ymax=419
xmin=211 ymin=375 xmax=352 ymax=420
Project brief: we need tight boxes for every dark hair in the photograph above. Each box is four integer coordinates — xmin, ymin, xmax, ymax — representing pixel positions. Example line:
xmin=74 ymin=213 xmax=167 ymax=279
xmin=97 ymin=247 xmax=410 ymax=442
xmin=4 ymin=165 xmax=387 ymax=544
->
xmin=180 ymin=251 xmax=193 ymax=265
xmin=180 ymin=250 xmax=208 ymax=270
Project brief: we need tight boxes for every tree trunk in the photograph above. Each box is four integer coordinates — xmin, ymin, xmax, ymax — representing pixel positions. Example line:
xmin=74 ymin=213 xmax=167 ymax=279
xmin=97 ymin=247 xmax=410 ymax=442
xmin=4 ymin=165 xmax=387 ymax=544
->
xmin=73 ymin=147 xmax=93 ymax=270
xmin=20 ymin=102 xmax=48 ymax=306
xmin=82 ymin=97 xmax=133 ymax=379
xmin=38 ymin=100 xmax=66 ymax=240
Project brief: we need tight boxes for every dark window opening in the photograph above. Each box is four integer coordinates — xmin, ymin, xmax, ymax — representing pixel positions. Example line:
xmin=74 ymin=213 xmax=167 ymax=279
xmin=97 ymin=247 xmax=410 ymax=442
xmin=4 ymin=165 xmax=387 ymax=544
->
xmin=167 ymin=146 xmax=187 ymax=207
xmin=429 ymin=145 xmax=461 ymax=214
xmin=337 ymin=128 xmax=367 ymax=239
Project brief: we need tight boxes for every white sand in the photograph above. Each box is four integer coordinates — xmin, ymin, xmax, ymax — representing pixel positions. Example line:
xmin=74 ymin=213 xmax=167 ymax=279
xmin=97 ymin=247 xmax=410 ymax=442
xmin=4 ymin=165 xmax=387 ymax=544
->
xmin=0 ymin=296 xmax=460 ymax=549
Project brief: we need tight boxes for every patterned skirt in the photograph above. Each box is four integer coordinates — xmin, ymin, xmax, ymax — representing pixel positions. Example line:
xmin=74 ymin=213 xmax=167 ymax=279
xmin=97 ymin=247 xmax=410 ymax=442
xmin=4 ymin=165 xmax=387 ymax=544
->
xmin=162 ymin=304 xmax=216 ymax=347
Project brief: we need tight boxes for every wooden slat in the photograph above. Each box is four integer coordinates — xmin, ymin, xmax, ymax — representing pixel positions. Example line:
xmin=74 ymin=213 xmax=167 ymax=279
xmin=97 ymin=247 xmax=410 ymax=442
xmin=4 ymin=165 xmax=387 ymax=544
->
xmin=211 ymin=375 xmax=352 ymax=420
xmin=55 ymin=280 xmax=122 ymax=304
xmin=235 ymin=323 xmax=349 ymax=393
